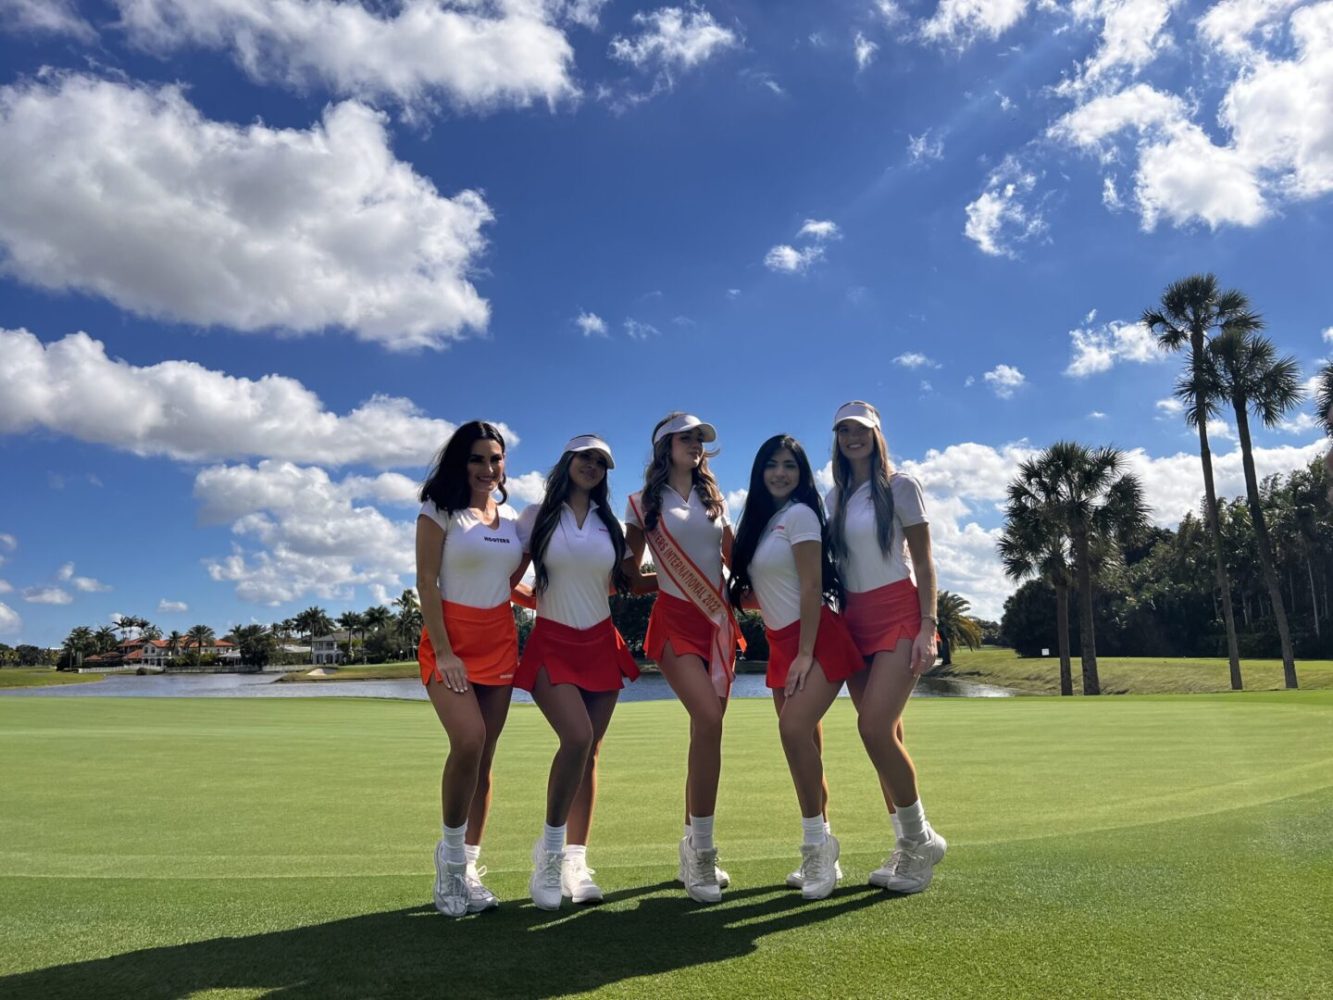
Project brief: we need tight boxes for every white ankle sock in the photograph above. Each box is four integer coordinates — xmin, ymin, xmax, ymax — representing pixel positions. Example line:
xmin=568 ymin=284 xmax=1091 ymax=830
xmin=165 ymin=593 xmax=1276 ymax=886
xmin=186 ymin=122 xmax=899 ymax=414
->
xmin=464 ymin=843 xmax=481 ymax=865
xmin=543 ymin=823 xmax=566 ymax=854
xmin=890 ymin=812 xmax=903 ymax=840
xmin=823 ymin=819 xmax=832 ymax=836
xmin=801 ymin=815 xmax=827 ymax=846
xmin=689 ymin=814 xmax=714 ymax=851
xmin=565 ymin=844 xmax=587 ymax=862
xmin=442 ymin=822 xmax=467 ymax=866
xmin=897 ymin=800 xmax=926 ymax=843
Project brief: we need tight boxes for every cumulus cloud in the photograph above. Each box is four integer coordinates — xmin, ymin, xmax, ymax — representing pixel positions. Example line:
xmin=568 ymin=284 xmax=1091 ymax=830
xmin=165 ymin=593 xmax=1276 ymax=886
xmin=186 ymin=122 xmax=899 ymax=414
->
xmin=506 ymin=470 xmax=549 ymax=506
xmin=919 ymin=0 xmax=1031 ymax=49
xmin=963 ymin=159 xmax=1045 ymax=256
xmin=197 ymin=461 xmax=418 ymax=604
xmin=1322 ymin=326 xmax=1333 ymax=344
xmin=0 ymin=74 xmax=492 ymax=348
xmin=57 ymin=562 xmax=112 ymax=593
xmin=1156 ymin=397 xmax=1184 ymax=417
xmin=1057 ymin=0 xmax=1180 ymax=94
xmin=158 ymin=599 xmax=189 ymax=614
xmin=983 ymin=364 xmax=1027 ymax=398
xmin=111 ymin=0 xmax=577 ymax=113
xmin=575 ymin=311 xmax=608 ymax=337
xmin=0 ymin=601 xmax=21 ymax=634
xmin=1198 ymin=0 xmax=1302 ymax=60
xmin=765 ymin=218 xmax=840 ymax=273
xmin=1064 ymin=318 xmax=1163 ymax=376
xmin=797 ymin=219 xmax=841 ymax=241
xmin=894 ymin=352 xmax=941 ymax=369
xmin=23 ymin=586 xmax=73 ymax=605
xmin=0 ymin=329 xmax=490 ymax=468
xmin=0 ymin=0 xmax=96 ymax=40
xmin=609 ymin=4 xmax=739 ymax=72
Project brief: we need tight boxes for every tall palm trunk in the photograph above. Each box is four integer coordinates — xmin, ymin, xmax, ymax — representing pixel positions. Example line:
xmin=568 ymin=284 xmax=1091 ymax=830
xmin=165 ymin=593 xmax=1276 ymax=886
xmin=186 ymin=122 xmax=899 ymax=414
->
xmin=1232 ymin=400 xmax=1297 ymax=688
xmin=1071 ymin=526 xmax=1100 ymax=695
xmin=1054 ymin=580 xmax=1073 ymax=696
xmin=1193 ymin=333 xmax=1243 ymax=689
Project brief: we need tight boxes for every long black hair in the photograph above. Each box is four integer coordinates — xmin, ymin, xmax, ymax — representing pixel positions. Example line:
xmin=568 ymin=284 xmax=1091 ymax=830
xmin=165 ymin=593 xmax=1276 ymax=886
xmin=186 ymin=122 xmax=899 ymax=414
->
xmin=729 ymin=435 xmax=843 ymax=610
xmin=529 ymin=446 xmax=630 ymax=597
xmin=419 ymin=421 xmax=508 ymax=514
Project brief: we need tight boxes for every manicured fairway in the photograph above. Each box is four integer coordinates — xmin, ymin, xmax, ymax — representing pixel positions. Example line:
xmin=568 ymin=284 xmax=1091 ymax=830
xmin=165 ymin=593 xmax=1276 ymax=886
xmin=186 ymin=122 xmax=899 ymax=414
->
xmin=1 ymin=693 xmax=1329 ymax=999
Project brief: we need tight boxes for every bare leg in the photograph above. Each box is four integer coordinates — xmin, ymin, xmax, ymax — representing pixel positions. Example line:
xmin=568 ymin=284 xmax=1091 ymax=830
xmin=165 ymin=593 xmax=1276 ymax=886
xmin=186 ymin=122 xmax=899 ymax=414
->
xmin=530 ymin=670 xmax=596 ymax=827
xmin=853 ymin=641 xmax=921 ymax=808
xmin=773 ymin=691 xmax=831 ymax=820
xmin=566 ymin=689 xmax=621 ymax=845
xmin=464 ymin=682 xmax=514 ymax=846
xmin=658 ymin=644 xmax=727 ymax=820
xmin=425 ymin=679 xmax=487 ymax=828
xmin=775 ymin=665 xmax=844 ymax=817
xmin=846 ymin=665 xmax=905 ymax=814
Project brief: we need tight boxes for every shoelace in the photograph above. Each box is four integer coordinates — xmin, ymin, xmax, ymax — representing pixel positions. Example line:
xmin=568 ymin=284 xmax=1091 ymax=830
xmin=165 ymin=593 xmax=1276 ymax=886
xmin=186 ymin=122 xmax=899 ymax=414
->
xmin=443 ymin=870 xmax=468 ymax=903
xmin=805 ymin=848 xmax=826 ymax=882
xmin=541 ymin=852 xmax=563 ymax=887
xmin=466 ymin=866 xmax=491 ymax=897
xmin=691 ymin=853 xmax=718 ymax=885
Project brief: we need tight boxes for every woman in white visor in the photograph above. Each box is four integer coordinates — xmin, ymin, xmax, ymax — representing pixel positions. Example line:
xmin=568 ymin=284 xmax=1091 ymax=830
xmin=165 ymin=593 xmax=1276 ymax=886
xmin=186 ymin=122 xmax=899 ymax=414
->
xmin=512 ymin=435 xmax=640 ymax=911
xmin=827 ymin=400 xmax=947 ymax=894
xmin=624 ymin=412 xmax=743 ymax=904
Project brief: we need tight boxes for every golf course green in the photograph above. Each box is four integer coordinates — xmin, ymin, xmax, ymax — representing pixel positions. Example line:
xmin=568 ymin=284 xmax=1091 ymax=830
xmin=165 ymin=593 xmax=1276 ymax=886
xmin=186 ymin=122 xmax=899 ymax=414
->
xmin=1 ymin=692 xmax=1329 ymax=998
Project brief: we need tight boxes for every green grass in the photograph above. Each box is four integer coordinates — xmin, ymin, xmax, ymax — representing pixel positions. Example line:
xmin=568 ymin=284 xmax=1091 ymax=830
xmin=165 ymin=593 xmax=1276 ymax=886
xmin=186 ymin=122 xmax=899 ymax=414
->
xmin=1 ymin=693 xmax=1330 ymax=998
xmin=943 ymin=645 xmax=1333 ymax=695
xmin=0 ymin=668 xmax=104 ymax=689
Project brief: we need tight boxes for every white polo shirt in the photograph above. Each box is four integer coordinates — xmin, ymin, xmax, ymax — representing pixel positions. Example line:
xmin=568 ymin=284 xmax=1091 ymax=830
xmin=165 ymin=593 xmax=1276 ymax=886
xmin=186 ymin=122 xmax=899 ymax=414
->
xmin=748 ymin=501 xmax=823 ymax=630
xmin=624 ymin=488 xmax=729 ymax=600
xmin=516 ymin=501 xmax=619 ymax=630
xmin=825 ymin=474 xmax=929 ymax=593
xmin=419 ymin=501 xmax=523 ymax=608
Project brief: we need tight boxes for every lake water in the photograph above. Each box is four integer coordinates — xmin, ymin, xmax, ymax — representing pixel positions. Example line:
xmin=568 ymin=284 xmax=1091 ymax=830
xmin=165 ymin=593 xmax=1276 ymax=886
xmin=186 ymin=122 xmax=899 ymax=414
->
xmin=0 ymin=671 xmax=1012 ymax=701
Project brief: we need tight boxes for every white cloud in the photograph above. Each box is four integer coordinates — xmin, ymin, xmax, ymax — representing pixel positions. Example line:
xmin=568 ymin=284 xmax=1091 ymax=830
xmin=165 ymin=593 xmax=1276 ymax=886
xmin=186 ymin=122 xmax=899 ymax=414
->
xmin=1090 ymin=410 xmax=1108 ymax=418
xmin=559 ymin=1 xmax=612 ymax=30
xmin=0 ymin=534 xmax=14 ymax=552
xmin=57 ymin=563 xmax=111 ymax=593
xmin=1064 ymin=319 xmax=1163 ymax=376
xmin=919 ymin=0 xmax=1031 ymax=49
xmin=576 ymin=311 xmax=608 ymax=337
xmin=0 ymin=601 xmax=20 ymax=634
xmin=624 ymin=318 xmax=660 ymax=340
xmin=23 ymin=586 xmax=73 ymax=605
xmin=1198 ymin=0 xmax=1302 ymax=60
xmin=815 ymin=460 xmax=835 ymax=496
xmin=1278 ymin=412 xmax=1322 ymax=434
xmin=111 ymin=0 xmax=577 ymax=113
xmin=764 ymin=244 xmax=825 ymax=273
xmin=877 ymin=1 xmax=907 ymax=26
xmin=996 ymin=90 xmax=1016 ymax=112
xmin=921 ymin=380 xmax=935 ymax=393
xmin=507 ymin=470 xmax=549 ymax=506
xmin=0 ymin=0 xmax=96 ymax=40
xmin=1323 ymin=326 xmax=1333 ymax=344
xmin=854 ymin=31 xmax=879 ymax=69
xmin=725 ymin=488 xmax=749 ymax=513
xmin=797 ymin=219 xmax=841 ymax=241
xmin=0 ymin=75 xmax=492 ymax=348
xmin=1057 ymin=0 xmax=1180 ymax=94
xmin=158 ymin=599 xmax=189 ymax=614
xmin=1207 ymin=419 xmax=1235 ymax=441
xmin=0 ymin=329 xmax=489 ymax=469
xmin=1156 ymin=397 xmax=1184 ymax=417
xmin=983 ymin=364 xmax=1027 ymax=398
xmin=964 ymin=160 xmax=1045 ymax=257
xmin=894 ymin=352 xmax=941 ymax=369
xmin=609 ymin=5 xmax=739 ymax=72
xmin=908 ymin=130 xmax=945 ymax=164
xmin=0 ymin=580 xmax=12 ymax=594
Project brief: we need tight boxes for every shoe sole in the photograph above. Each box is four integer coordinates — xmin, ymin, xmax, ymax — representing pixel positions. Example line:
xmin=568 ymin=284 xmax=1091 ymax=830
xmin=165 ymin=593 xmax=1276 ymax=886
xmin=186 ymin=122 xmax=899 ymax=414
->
xmin=883 ymin=835 xmax=948 ymax=894
xmin=572 ymin=891 xmax=604 ymax=905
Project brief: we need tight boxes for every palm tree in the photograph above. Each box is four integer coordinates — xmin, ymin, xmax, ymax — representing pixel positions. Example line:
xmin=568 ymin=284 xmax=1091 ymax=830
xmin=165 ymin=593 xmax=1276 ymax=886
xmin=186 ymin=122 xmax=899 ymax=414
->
xmin=1200 ymin=330 xmax=1303 ymax=687
xmin=62 ymin=626 xmax=95 ymax=669
xmin=93 ymin=624 xmax=119 ymax=654
xmin=186 ymin=624 xmax=215 ymax=667
xmin=1143 ymin=274 xmax=1261 ymax=689
xmin=934 ymin=591 xmax=982 ymax=667
xmin=336 ymin=610 xmax=366 ymax=662
xmin=166 ymin=630 xmax=184 ymax=668
xmin=393 ymin=590 xmax=422 ymax=660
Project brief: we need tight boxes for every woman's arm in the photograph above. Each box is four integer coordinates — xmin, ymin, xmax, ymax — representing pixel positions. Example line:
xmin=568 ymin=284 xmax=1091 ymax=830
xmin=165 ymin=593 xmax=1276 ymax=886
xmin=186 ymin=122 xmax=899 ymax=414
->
xmin=509 ymin=555 xmax=535 ymax=609
xmin=786 ymin=539 xmax=823 ymax=695
xmin=722 ymin=523 xmax=735 ymax=569
xmin=415 ymin=515 xmax=468 ymax=692
xmin=622 ymin=524 xmax=659 ymax=595
xmin=903 ymin=523 xmax=938 ymax=676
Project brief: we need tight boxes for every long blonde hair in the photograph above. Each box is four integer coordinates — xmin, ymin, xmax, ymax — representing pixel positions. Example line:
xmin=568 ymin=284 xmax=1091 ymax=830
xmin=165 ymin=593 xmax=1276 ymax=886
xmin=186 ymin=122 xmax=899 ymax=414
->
xmin=640 ymin=411 xmax=725 ymax=531
xmin=829 ymin=402 xmax=896 ymax=560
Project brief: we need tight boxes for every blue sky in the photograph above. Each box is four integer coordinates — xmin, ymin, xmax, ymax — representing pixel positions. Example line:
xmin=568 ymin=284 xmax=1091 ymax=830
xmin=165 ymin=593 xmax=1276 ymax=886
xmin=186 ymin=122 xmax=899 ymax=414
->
xmin=2 ymin=0 xmax=1330 ymax=646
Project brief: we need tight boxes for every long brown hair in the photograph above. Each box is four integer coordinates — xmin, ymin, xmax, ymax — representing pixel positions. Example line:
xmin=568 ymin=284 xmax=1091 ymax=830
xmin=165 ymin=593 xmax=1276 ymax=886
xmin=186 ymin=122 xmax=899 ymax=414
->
xmin=640 ymin=412 xmax=725 ymax=531
xmin=529 ymin=449 xmax=630 ymax=596
xmin=829 ymin=402 xmax=896 ymax=561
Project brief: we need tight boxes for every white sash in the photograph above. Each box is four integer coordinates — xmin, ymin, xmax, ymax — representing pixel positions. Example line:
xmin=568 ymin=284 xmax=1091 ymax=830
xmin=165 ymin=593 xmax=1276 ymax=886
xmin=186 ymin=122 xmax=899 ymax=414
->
xmin=629 ymin=493 xmax=744 ymax=697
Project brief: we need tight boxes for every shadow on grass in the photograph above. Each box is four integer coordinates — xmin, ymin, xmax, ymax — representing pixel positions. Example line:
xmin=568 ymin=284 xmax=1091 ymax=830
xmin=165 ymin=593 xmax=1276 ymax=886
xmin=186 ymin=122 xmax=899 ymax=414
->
xmin=2 ymin=879 xmax=902 ymax=999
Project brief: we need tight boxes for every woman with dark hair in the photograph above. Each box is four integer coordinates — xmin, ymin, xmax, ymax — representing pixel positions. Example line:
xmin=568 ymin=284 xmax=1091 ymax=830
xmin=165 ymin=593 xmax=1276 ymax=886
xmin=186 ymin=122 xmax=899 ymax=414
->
xmin=729 ymin=435 xmax=863 ymax=900
xmin=415 ymin=420 xmax=526 ymax=917
xmin=513 ymin=435 xmax=639 ymax=911
xmin=624 ymin=412 xmax=741 ymax=904
xmin=827 ymin=400 xmax=946 ymax=894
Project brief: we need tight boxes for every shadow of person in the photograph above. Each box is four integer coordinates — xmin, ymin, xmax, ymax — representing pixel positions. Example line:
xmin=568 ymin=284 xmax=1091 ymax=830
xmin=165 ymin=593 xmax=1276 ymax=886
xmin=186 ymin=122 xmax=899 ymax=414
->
xmin=0 ymin=879 xmax=902 ymax=1000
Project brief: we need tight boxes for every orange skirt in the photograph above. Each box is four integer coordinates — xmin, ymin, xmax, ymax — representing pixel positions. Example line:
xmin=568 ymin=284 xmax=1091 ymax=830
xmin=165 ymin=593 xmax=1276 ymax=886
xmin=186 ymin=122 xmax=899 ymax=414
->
xmin=843 ymin=579 xmax=922 ymax=659
xmin=764 ymin=607 xmax=864 ymax=689
xmin=514 ymin=616 xmax=640 ymax=693
xmin=418 ymin=601 xmax=519 ymax=686
xmin=645 ymin=592 xmax=720 ymax=663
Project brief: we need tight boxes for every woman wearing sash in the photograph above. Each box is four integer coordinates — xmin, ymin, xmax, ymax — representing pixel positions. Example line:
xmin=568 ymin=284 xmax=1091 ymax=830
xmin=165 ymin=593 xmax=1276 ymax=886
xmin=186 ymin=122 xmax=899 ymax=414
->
xmin=729 ymin=435 xmax=861 ymax=900
xmin=624 ymin=412 xmax=742 ymax=904
xmin=513 ymin=435 xmax=639 ymax=911
xmin=415 ymin=420 xmax=526 ymax=917
xmin=827 ymin=400 xmax=947 ymax=894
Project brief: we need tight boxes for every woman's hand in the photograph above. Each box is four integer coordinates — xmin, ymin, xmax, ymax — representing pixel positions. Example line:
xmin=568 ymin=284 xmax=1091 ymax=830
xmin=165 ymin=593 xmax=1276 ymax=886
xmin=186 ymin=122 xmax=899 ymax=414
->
xmin=436 ymin=650 xmax=469 ymax=694
xmin=910 ymin=626 xmax=937 ymax=676
xmin=785 ymin=652 xmax=815 ymax=696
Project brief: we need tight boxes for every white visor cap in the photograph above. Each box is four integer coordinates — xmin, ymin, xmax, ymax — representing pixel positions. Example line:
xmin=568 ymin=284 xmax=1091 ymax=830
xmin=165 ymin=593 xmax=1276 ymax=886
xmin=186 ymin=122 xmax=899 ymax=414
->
xmin=652 ymin=413 xmax=718 ymax=446
xmin=564 ymin=434 xmax=616 ymax=469
xmin=832 ymin=400 xmax=881 ymax=430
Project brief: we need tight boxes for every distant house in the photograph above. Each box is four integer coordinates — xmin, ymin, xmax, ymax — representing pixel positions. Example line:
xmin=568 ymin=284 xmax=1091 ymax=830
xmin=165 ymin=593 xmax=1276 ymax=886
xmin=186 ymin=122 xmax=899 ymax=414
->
xmin=311 ymin=631 xmax=351 ymax=665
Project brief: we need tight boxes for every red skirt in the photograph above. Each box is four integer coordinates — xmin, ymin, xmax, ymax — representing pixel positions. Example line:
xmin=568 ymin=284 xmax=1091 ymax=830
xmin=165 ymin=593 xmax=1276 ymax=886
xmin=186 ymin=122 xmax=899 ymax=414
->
xmin=645 ymin=592 xmax=718 ymax=663
xmin=515 ymin=616 xmax=640 ymax=693
xmin=764 ymin=607 xmax=864 ymax=690
xmin=844 ymin=579 xmax=922 ymax=658
xmin=418 ymin=601 xmax=518 ymax=686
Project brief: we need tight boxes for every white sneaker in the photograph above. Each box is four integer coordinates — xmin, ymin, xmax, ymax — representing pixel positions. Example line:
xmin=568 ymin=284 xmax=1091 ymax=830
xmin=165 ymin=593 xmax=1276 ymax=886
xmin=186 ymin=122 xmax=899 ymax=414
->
xmin=882 ymin=825 xmax=947 ymax=894
xmin=432 ymin=841 xmax=468 ymax=918
xmin=561 ymin=853 xmax=604 ymax=905
xmin=529 ymin=839 xmax=565 ymax=911
xmin=678 ymin=836 xmax=722 ymax=904
xmin=800 ymin=835 xmax=841 ymax=900
xmin=465 ymin=862 xmax=499 ymax=913
xmin=678 ymin=851 xmax=730 ymax=888
xmin=867 ymin=846 xmax=904 ymax=889
xmin=787 ymin=857 xmax=844 ymax=889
